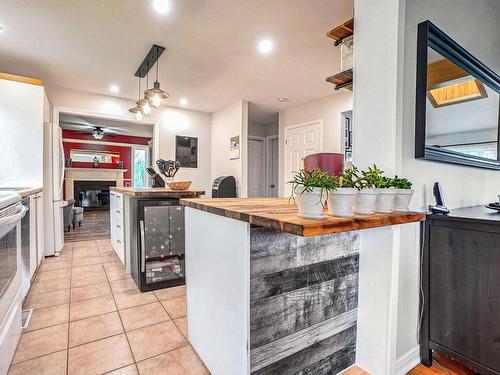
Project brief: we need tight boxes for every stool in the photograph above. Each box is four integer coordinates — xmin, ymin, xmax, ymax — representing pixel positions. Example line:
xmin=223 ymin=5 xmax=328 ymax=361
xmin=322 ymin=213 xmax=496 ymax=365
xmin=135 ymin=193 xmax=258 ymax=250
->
xmin=72 ymin=206 xmax=84 ymax=229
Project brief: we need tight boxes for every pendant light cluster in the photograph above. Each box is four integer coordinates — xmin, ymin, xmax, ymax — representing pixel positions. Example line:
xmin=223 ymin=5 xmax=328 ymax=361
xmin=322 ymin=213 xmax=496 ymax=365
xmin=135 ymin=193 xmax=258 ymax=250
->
xmin=129 ymin=45 xmax=169 ymax=121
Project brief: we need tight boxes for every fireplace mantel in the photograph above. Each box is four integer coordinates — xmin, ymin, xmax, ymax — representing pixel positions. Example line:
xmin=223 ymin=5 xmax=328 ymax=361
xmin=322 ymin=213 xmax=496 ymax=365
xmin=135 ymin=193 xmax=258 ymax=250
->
xmin=64 ymin=168 xmax=128 ymax=201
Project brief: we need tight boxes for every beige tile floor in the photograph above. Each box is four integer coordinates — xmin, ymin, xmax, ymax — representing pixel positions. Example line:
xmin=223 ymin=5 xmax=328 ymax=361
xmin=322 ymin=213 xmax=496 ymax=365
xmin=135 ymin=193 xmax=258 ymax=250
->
xmin=9 ymin=239 xmax=209 ymax=375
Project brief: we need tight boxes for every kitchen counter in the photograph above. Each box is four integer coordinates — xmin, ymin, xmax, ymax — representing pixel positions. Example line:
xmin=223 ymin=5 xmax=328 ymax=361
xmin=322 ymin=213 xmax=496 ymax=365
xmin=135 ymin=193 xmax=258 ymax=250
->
xmin=180 ymin=197 xmax=425 ymax=236
xmin=0 ymin=187 xmax=43 ymax=198
xmin=110 ymin=187 xmax=205 ymax=198
xmin=182 ymin=198 xmax=425 ymax=374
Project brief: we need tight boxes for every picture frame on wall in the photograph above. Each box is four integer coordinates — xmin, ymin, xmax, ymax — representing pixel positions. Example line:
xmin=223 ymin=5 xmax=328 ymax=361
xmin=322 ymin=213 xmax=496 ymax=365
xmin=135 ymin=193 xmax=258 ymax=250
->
xmin=230 ymin=135 xmax=240 ymax=160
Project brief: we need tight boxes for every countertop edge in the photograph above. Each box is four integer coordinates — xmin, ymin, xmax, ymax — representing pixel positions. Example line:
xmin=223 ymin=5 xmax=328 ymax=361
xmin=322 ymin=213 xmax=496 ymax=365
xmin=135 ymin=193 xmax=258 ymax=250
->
xmin=180 ymin=198 xmax=426 ymax=237
xmin=110 ymin=187 xmax=205 ymax=197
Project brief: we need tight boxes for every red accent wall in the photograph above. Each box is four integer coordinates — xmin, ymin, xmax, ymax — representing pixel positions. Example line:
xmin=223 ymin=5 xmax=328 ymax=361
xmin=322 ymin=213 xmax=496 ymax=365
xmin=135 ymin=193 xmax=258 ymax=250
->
xmin=62 ymin=130 xmax=151 ymax=182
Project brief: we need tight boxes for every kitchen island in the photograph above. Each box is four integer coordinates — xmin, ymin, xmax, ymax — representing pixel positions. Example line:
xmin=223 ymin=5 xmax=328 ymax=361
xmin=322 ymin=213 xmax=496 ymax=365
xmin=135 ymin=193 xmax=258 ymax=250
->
xmin=180 ymin=198 xmax=425 ymax=375
xmin=109 ymin=187 xmax=204 ymax=291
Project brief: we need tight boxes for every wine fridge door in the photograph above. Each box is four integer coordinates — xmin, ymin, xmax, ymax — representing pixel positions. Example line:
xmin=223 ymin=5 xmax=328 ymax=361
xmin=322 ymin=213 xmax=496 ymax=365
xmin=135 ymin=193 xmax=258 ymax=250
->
xmin=138 ymin=201 xmax=185 ymax=291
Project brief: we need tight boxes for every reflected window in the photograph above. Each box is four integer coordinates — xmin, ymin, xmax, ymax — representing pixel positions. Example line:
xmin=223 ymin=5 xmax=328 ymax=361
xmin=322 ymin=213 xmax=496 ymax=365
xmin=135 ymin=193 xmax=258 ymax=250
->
xmin=175 ymin=136 xmax=198 ymax=168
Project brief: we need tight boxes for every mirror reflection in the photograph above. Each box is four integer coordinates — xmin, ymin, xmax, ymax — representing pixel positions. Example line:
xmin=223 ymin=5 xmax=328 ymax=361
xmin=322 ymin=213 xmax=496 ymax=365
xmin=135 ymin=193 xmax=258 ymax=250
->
xmin=425 ymin=47 xmax=500 ymax=161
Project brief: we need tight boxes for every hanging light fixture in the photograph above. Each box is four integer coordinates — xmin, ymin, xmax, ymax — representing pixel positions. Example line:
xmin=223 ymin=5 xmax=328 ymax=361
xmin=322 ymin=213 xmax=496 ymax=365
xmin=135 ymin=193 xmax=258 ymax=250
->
xmin=137 ymin=69 xmax=153 ymax=116
xmin=144 ymin=60 xmax=169 ymax=108
xmin=92 ymin=127 xmax=105 ymax=140
xmin=129 ymin=77 xmax=145 ymax=121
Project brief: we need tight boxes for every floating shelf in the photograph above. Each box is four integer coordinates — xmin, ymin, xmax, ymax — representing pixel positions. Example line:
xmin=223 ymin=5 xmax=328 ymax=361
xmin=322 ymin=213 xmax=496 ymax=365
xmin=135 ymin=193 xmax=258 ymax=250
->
xmin=326 ymin=18 xmax=354 ymax=46
xmin=326 ymin=69 xmax=353 ymax=91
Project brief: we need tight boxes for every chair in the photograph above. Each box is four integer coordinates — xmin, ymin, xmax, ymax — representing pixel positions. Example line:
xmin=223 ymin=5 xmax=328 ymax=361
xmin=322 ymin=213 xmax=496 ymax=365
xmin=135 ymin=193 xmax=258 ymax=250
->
xmin=63 ymin=199 xmax=75 ymax=232
xmin=72 ymin=206 xmax=84 ymax=229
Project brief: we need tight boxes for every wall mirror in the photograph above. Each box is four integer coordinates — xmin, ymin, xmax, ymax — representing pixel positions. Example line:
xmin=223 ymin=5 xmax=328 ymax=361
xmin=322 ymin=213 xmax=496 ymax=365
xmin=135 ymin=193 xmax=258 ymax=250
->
xmin=415 ymin=21 xmax=500 ymax=170
xmin=175 ymin=135 xmax=198 ymax=168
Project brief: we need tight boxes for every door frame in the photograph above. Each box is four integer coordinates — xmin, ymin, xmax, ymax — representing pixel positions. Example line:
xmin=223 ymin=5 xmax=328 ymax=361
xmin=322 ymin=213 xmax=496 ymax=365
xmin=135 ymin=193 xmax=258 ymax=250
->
xmin=283 ymin=119 xmax=323 ymax=192
xmin=248 ymin=136 xmax=266 ymax=197
xmin=266 ymin=135 xmax=278 ymax=196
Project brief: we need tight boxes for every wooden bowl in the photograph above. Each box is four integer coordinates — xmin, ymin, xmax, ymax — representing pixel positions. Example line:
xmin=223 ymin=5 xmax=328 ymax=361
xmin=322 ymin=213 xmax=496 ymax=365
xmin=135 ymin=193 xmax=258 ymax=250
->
xmin=167 ymin=181 xmax=192 ymax=190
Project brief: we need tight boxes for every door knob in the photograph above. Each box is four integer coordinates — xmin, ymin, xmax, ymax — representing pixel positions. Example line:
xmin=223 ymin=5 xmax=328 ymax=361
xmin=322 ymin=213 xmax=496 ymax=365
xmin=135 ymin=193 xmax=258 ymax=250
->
xmin=270 ymin=184 xmax=275 ymax=188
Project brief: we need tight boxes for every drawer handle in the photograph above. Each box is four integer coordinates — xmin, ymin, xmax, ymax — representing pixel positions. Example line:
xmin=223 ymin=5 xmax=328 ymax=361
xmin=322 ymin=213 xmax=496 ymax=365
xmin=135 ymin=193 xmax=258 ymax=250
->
xmin=116 ymin=225 xmax=121 ymax=229
xmin=116 ymin=210 xmax=120 ymax=214
xmin=117 ymin=239 xmax=121 ymax=244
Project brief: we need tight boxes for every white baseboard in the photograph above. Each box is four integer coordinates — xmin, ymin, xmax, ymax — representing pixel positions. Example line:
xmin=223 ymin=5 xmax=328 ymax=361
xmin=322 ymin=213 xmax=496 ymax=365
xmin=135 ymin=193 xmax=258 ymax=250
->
xmin=396 ymin=347 xmax=420 ymax=375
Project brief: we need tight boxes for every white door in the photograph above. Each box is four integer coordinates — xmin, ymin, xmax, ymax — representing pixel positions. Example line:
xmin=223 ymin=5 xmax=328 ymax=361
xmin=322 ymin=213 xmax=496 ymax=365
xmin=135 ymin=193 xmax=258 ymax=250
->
xmin=267 ymin=136 xmax=279 ymax=197
xmin=284 ymin=121 xmax=322 ymax=197
xmin=248 ymin=138 xmax=265 ymax=197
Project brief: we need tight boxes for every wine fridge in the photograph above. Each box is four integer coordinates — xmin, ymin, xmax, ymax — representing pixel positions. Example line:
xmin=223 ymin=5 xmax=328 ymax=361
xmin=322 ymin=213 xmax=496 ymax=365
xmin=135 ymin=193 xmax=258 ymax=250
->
xmin=133 ymin=199 xmax=185 ymax=292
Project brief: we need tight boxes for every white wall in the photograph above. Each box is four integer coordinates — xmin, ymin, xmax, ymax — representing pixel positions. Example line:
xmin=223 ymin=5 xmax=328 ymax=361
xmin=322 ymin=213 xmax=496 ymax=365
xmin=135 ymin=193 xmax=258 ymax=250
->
xmin=45 ymin=85 xmax=213 ymax=195
xmin=278 ymin=92 xmax=353 ymax=196
xmin=211 ymin=100 xmax=248 ymax=197
xmin=397 ymin=0 xmax=500 ymax=362
xmin=0 ymin=79 xmax=44 ymax=187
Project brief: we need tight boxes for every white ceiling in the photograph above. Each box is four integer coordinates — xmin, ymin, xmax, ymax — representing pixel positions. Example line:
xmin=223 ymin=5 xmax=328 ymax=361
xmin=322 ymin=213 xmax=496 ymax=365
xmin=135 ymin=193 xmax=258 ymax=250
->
xmin=0 ymin=0 xmax=353 ymax=113
xmin=60 ymin=113 xmax=154 ymax=138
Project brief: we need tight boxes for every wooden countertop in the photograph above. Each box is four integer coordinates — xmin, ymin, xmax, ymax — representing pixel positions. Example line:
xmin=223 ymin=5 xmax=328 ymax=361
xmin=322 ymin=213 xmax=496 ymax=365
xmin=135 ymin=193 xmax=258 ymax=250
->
xmin=110 ymin=187 xmax=205 ymax=198
xmin=180 ymin=198 xmax=426 ymax=237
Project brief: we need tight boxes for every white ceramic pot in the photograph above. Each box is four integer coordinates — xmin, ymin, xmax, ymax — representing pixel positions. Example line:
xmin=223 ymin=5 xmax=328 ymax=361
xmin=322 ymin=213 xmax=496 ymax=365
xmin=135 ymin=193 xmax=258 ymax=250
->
xmin=327 ymin=188 xmax=358 ymax=217
xmin=353 ymin=188 xmax=379 ymax=214
xmin=295 ymin=187 xmax=325 ymax=219
xmin=394 ymin=188 xmax=414 ymax=211
xmin=375 ymin=188 xmax=397 ymax=213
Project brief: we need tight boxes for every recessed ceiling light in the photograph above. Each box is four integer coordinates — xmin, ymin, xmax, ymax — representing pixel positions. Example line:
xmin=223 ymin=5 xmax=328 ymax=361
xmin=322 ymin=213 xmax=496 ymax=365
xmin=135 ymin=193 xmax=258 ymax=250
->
xmin=109 ymin=84 xmax=120 ymax=93
xmin=179 ymin=98 xmax=188 ymax=106
xmin=152 ymin=0 xmax=170 ymax=14
xmin=278 ymin=97 xmax=289 ymax=102
xmin=258 ymin=39 xmax=274 ymax=55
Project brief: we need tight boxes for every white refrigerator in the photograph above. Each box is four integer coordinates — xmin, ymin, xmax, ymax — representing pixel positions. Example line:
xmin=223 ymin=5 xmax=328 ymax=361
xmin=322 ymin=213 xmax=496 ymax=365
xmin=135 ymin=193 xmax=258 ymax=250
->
xmin=43 ymin=123 xmax=65 ymax=256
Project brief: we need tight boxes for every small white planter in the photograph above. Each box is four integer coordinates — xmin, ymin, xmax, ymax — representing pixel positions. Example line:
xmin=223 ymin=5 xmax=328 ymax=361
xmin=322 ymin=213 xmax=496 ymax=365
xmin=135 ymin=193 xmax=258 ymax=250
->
xmin=394 ymin=189 xmax=414 ymax=211
xmin=375 ymin=188 xmax=397 ymax=213
xmin=327 ymin=188 xmax=358 ymax=217
xmin=295 ymin=187 xmax=325 ymax=219
xmin=353 ymin=188 xmax=379 ymax=214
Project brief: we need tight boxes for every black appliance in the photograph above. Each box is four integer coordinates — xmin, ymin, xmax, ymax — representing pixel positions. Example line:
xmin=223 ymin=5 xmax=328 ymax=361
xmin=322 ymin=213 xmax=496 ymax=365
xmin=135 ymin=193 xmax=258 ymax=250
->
xmin=132 ymin=198 xmax=185 ymax=292
xmin=212 ymin=176 xmax=236 ymax=198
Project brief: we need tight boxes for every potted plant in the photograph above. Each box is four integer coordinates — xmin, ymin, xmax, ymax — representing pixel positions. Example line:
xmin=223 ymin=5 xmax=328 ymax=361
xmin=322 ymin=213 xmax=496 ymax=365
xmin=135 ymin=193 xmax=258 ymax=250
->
xmin=392 ymin=176 xmax=414 ymax=211
xmin=374 ymin=175 xmax=397 ymax=213
xmin=289 ymin=168 xmax=331 ymax=219
xmin=326 ymin=166 xmax=359 ymax=217
xmin=353 ymin=165 xmax=382 ymax=214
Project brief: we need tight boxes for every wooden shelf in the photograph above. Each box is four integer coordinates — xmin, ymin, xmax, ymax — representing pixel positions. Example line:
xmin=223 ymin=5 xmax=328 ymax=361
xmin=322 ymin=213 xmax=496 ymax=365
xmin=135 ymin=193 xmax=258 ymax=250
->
xmin=326 ymin=69 xmax=353 ymax=91
xmin=326 ymin=18 xmax=354 ymax=46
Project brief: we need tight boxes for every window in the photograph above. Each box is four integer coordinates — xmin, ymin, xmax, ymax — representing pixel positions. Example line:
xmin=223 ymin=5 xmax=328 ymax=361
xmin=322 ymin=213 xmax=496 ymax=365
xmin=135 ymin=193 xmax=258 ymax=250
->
xmin=442 ymin=142 xmax=497 ymax=160
xmin=175 ymin=136 xmax=198 ymax=168
xmin=133 ymin=147 xmax=149 ymax=188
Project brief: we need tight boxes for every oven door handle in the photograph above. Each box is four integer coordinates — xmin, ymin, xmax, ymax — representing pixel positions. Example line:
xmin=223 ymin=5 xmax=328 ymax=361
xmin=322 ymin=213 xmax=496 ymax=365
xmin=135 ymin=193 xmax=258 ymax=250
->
xmin=0 ymin=205 xmax=27 ymax=226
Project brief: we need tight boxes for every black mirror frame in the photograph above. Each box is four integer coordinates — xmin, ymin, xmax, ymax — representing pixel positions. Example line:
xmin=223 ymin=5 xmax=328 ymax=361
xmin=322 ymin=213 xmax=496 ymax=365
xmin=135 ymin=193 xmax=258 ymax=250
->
xmin=415 ymin=20 xmax=500 ymax=170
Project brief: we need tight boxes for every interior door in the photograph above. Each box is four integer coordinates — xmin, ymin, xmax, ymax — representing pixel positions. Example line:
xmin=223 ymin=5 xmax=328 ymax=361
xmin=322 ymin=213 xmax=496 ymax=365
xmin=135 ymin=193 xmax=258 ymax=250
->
xmin=248 ymin=138 xmax=265 ymax=197
xmin=284 ymin=121 xmax=322 ymax=197
xmin=267 ymin=137 xmax=279 ymax=197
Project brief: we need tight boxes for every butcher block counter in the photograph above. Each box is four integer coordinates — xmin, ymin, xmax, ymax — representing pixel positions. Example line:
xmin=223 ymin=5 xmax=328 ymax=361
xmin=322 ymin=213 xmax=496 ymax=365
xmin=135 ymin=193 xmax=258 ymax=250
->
xmin=180 ymin=197 xmax=425 ymax=236
xmin=181 ymin=197 xmax=425 ymax=375
xmin=110 ymin=187 xmax=205 ymax=198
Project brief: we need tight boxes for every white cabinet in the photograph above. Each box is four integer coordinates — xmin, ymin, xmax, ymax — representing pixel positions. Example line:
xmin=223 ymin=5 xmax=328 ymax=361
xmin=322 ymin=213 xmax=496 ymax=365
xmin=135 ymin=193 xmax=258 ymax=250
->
xmin=110 ymin=192 xmax=125 ymax=265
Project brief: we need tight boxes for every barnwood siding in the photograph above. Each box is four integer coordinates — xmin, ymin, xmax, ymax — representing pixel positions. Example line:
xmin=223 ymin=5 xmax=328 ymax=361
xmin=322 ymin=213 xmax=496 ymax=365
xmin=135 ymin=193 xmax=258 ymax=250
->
xmin=249 ymin=228 xmax=359 ymax=374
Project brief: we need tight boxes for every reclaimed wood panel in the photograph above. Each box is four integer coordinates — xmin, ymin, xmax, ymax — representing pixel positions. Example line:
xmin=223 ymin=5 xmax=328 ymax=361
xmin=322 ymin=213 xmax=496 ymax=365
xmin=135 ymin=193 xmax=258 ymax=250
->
xmin=250 ymin=229 xmax=359 ymax=277
xmin=111 ymin=187 xmax=204 ymax=197
xmin=250 ymin=228 xmax=359 ymax=374
xmin=180 ymin=197 xmax=425 ymax=237
xmin=251 ymin=311 xmax=357 ymax=372
xmin=326 ymin=18 xmax=354 ymax=43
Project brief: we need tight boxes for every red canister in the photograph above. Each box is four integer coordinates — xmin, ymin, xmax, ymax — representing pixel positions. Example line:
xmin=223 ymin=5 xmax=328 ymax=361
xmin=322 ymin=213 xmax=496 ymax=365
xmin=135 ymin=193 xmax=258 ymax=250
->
xmin=303 ymin=153 xmax=344 ymax=176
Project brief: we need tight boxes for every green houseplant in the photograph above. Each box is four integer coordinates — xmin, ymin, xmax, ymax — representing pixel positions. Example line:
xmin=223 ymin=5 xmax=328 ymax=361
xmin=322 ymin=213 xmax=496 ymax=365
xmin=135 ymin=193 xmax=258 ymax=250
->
xmin=392 ymin=176 xmax=414 ymax=211
xmin=288 ymin=168 xmax=332 ymax=219
xmin=326 ymin=166 xmax=359 ymax=217
xmin=353 ymin=164 xmax=382 ymax=214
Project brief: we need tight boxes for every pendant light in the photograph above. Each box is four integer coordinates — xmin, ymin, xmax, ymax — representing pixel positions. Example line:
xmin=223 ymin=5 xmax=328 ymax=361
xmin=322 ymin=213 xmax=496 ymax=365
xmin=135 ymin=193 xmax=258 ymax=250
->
xmin=137 ymin=70 xmax=153 ymax=116
xmin=144 ymin=60 xmax=169 ymax=108
xmin=129 ymin=77 xmax=145 ymax=121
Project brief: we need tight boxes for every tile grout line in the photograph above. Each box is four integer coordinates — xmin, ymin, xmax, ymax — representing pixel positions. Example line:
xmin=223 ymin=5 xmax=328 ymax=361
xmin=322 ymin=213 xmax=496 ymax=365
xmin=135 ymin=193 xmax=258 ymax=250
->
xmin=65 ymin=241 xmax=76 ymax=375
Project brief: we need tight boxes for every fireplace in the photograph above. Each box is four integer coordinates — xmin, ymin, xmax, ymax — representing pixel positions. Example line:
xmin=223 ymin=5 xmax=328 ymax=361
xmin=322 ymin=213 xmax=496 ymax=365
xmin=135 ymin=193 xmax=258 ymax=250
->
xmin=74 ymin=180 xmax=116 ymax=211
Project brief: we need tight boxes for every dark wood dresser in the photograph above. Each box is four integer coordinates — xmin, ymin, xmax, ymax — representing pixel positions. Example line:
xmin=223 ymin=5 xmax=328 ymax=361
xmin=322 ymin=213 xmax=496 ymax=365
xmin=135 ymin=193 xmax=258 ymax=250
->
xmin=421 ymin=206 xmax=500 ymax=375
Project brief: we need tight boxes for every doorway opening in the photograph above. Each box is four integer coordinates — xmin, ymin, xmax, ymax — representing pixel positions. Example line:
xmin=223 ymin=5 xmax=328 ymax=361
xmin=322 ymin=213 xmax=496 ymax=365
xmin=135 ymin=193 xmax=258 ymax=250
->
xmin=247 ymin=103 xmax=279 ymax=197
